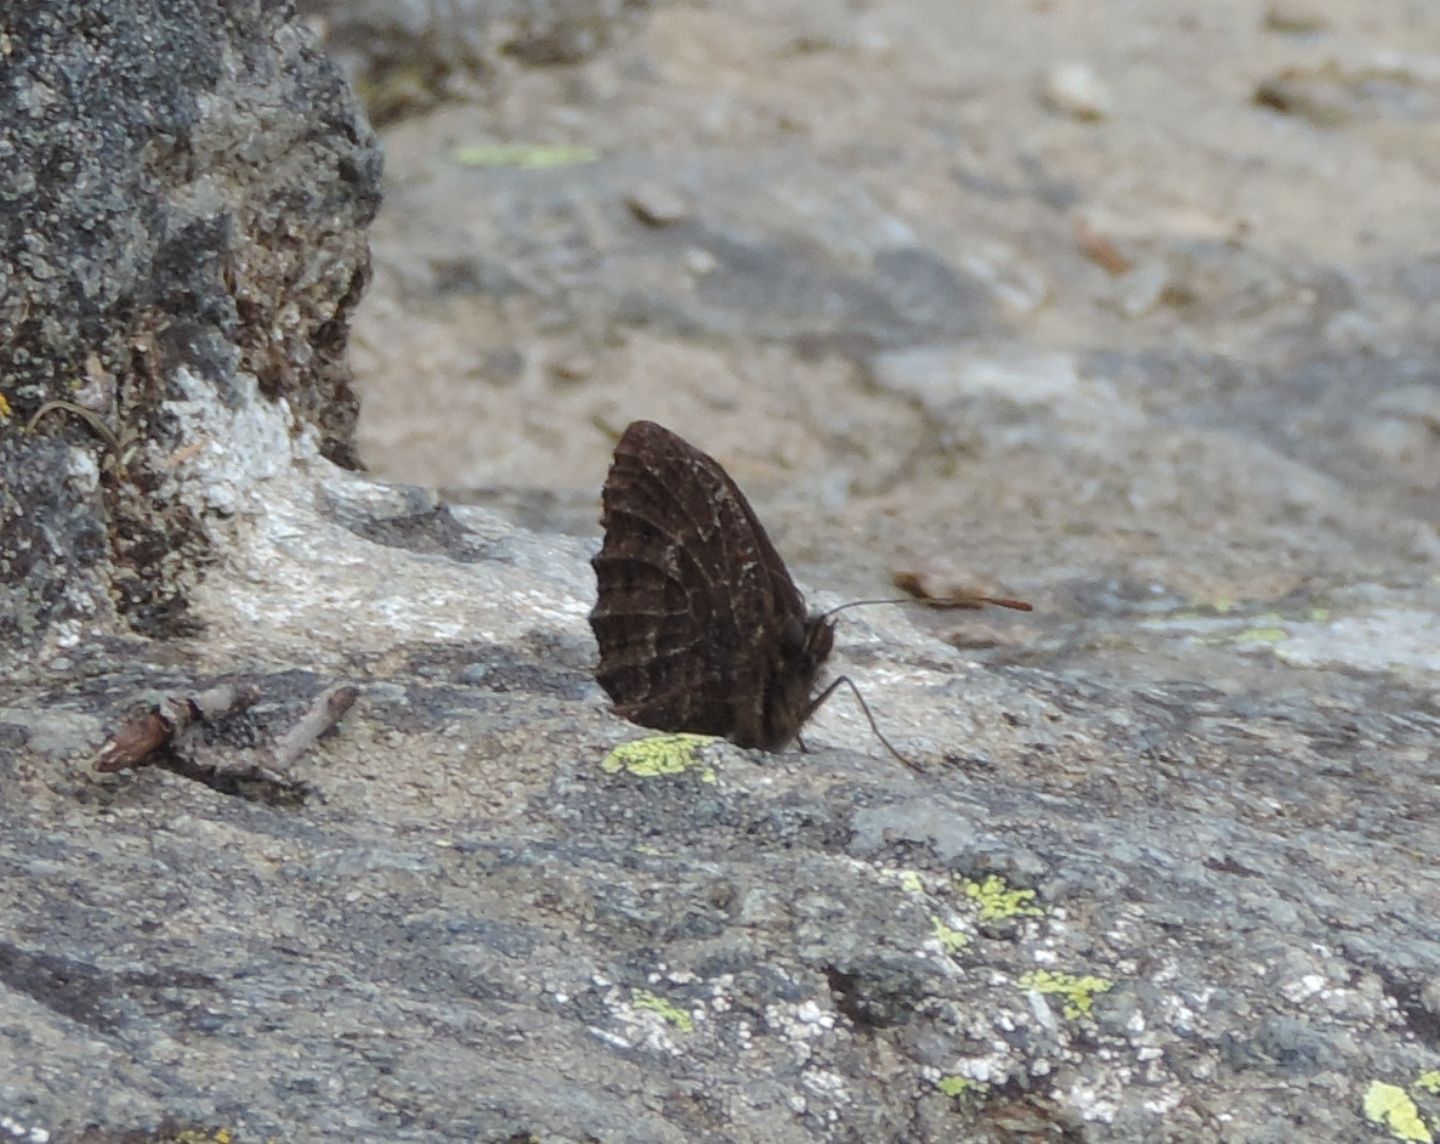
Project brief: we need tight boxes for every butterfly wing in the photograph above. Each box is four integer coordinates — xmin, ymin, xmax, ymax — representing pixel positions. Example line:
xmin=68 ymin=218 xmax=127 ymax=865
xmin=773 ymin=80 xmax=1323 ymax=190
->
xmin=590 ymin=420 xmax=824 ymax=748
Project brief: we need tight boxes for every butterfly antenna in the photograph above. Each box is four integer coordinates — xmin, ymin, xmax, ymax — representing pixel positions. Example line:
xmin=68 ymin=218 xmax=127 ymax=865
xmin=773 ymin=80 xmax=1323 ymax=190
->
xmin=804 ymin=592 xmax=1033 ymax=771
xmin=804 ymin=675 xmax=925 ymax=774
xmin=819 ymin=595 xmax=1032 ymax=621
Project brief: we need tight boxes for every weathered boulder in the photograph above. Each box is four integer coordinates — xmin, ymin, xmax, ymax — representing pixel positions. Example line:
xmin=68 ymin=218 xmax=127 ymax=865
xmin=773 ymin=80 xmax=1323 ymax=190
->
xmin=0 ymin=0 xmax=379 ymax=656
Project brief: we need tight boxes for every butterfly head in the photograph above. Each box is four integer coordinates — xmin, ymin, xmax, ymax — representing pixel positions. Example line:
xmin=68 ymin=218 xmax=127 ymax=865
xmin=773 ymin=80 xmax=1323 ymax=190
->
xmin=780 ymin=611 xmax=835 ymax=672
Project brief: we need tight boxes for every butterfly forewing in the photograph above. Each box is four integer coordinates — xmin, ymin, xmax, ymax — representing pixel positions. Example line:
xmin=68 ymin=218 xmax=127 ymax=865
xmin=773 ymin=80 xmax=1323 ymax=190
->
xmin=590 ymin=420 xmax=827 ymax=748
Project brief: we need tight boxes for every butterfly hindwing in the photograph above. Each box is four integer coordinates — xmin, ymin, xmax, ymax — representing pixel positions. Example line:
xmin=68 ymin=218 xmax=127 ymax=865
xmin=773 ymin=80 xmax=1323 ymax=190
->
xmin=590 ymin=420 xmax=831 ymax=749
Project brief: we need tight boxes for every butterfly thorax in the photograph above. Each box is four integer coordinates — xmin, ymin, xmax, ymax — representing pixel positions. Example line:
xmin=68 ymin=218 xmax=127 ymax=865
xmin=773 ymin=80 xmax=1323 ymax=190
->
xmin=748 ymin=611 xmax=834 ymax=750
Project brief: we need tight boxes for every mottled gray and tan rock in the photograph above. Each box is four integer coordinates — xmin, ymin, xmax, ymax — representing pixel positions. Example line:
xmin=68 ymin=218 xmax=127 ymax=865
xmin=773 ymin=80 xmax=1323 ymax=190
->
xmin=0 ymin=0 xmax=379 ymax=659
xmin=5 ymin=1 xmax=1440 ymax=1143
xmin=297 ymin=0 xmax=656 ymax=122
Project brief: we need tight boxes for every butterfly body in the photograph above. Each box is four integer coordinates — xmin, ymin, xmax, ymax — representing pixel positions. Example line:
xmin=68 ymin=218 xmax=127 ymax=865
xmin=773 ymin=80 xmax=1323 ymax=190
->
xmin=590 ymin=420 xmax=832 ymax=750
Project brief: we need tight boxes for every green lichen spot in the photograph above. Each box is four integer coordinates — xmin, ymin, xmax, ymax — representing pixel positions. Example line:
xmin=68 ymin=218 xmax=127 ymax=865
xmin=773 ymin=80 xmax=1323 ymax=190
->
xmin=899 ymin=870 xmax=925 ymax=894
xmin=602 ymin=734 xmax=717 ymax=782
xmin=1417 ymin=1071 xmax=1440 ymax=1096
xmin=1235 ymin=626 xmax=1289 ymax=644
xmin=633 ymin=989 xmax=694 ymax=1033
xmin=1018 ymin=970 xmax=1113 ymax=1019
xmin=452 ymin=143 xmax=600 ymax=169
xmin=931 ymin=916 xmax=969 ymax=954
xmin=936 ymin=1075 xmax=980 ymax=1097
xmin=1365 ymin=1081 xmax=1434 ymax=1143
xmin=963 ymin=875 xmax=1044 ymax=922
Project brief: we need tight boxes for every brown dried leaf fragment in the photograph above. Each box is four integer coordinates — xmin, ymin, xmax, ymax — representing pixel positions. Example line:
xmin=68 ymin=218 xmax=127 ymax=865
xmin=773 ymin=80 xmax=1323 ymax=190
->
xmin=96 ymin=683 xmax=262 ymax=772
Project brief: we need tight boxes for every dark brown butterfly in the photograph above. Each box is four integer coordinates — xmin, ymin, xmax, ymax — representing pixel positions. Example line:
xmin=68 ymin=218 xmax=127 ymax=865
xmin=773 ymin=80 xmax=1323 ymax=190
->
xmin=589 ymin=420 xmax=835 ymax=754
xmin=589 ymin=420 xmax=1034 ymax=767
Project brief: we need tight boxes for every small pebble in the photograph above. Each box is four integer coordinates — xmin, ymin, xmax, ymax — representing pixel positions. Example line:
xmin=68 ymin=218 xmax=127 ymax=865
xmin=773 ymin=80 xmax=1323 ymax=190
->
xmin=1041 ymin=62 xmax=1113 ymax=120
xmin=1114 ymin=258 xmax=1170 ymax=318
xmin=1263 ymin=1 xmax=1328 ymax=34
xmin=626 ymin=183 xmax=690 ymax=227
xmin=684 ymin=247 xmax=717 ymax=276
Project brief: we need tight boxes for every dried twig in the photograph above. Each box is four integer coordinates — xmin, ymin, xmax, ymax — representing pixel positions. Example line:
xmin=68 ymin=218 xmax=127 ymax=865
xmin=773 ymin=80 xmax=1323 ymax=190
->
xmin=25 ymin=399 xmax=121 ymax=451
xmin=96 ymin=679 xmax=356 ymax=804
xmin=96 ymin=683 xmax=261 ymax=772
xmin=258 ymin=683 xmax=359 ymax=775
xmin=1074 ymin=218 xmax=1134 ymax=276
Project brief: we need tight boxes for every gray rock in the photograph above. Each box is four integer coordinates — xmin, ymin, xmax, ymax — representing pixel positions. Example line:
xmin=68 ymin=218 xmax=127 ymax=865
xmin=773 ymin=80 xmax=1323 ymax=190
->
xmin=5 ymin=1 xmax=1440 ymax=1142
xmin=298 ymin=0 xmax=655 ymax=122
xmin=0 ymin=0 xmax=379 ymax=658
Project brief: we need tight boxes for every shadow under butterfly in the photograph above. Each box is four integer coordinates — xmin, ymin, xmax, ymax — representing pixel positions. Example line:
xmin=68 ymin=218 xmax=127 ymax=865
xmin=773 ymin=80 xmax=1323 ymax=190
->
xmin=588 ymin=420 xmax=1030 ymax=771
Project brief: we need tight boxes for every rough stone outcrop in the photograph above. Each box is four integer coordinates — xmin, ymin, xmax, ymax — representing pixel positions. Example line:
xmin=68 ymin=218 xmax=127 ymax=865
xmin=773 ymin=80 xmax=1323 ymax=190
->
xmin=0 ymin=0 xmax=380 ymax=654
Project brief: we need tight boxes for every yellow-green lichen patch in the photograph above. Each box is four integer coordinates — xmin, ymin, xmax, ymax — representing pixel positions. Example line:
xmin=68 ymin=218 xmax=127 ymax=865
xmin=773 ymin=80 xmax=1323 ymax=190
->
xmin=452 ymin=142 xmax=600 ymax=169
xmin=633 ymin=989 xmax=694 ymax=1033
xmin=1416 ymin=1071 xmax=1440 ymax=1096
xmin=0 ymin=392 xmax=11 ymax=418
xmin=964 ymin=874 xmax=1045 ymax=922
xmin=1233 ymin=626 xmax=1289 ymax=644
xmin=936 ymin=1074 xmax=981 ymax=1098
xmin=1155 ymin=598 xmax=1234 ymax=622
xmin=899 ymin=870 xmax=926 ymax=894
xmin=1018 ymin=970 xmax=1113 ymax=1020
xmin=931 ymin=916 xmax=969 ymax=955
xmin=1365 ymin=1080 xmax=1434 ymax=1143
xmin=602 ymin=733 xmax=718 ymax=782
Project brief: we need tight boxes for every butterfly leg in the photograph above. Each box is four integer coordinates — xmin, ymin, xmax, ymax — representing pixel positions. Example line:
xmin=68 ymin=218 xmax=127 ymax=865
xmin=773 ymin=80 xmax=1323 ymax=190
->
xmin=801 ymin=676 xmax=925 ymax=774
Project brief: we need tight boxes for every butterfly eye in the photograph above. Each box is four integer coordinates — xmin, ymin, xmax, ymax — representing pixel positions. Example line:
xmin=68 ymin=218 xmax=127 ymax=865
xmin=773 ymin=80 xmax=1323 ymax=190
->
xmin=805 ymin=619 xmax=834 ymax=659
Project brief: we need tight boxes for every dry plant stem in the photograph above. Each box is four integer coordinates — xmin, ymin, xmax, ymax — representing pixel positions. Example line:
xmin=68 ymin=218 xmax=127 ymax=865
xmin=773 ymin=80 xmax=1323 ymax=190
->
xmin=96 ymin=682 xmax=262 ymax=772
xmin=826 ymin=594 xmax=1033 ymax=618
xmin=958 ymin=595 xmax=1033 ymax=612
xmin=1074 ymin=217 xmax=1134 ymax=275
xmin=258 ymin=683 xmax=359 ymax=775
xmin=25 ymin=400 xmax=120 ymax=450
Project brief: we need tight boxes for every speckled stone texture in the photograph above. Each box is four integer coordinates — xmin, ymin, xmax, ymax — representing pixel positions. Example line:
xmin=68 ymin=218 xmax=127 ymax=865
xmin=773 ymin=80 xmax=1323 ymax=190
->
xmin=297 ymin=0 xmax=655 ymax=122
xmin=0 ymin=0 xmax=379 ymax=654
xmin=4 ymin=1 xmax=1440 ymax=1142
